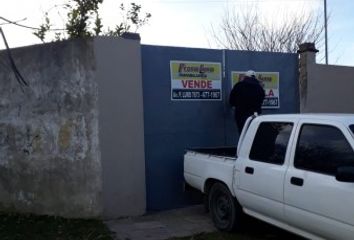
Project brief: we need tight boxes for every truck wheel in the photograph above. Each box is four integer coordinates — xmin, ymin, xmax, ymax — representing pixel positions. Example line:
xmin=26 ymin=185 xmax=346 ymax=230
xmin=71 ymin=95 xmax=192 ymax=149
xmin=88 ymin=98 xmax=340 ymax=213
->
xmin=209 ymin=182 xmax=242 ymax=232
xmin=203 ymin=194 xmax=210 ymax=212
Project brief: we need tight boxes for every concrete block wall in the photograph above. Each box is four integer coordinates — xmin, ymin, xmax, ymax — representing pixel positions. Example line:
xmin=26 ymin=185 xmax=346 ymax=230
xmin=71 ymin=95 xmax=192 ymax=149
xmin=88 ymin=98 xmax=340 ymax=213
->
xmin=0 ymin=36 xmax=309 ymax=218
xmin=0 ymin=37 xmax=146 ymax=219
xmin=0 ymin=39 xmax=102 ymax=218
xmin=298 ymin=43 xmax=354 ymax=113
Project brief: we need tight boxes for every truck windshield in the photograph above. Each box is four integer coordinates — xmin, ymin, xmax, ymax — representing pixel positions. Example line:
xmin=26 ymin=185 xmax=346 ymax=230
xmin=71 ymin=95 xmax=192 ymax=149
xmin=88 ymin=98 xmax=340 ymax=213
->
xmin=350 ymin=125 xmax=354 ymax=135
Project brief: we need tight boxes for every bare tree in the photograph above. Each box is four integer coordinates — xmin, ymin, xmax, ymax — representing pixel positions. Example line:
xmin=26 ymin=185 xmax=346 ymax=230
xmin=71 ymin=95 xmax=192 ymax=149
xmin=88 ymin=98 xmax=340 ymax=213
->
xmin=211 ymin=6 xmax=325 ymax=54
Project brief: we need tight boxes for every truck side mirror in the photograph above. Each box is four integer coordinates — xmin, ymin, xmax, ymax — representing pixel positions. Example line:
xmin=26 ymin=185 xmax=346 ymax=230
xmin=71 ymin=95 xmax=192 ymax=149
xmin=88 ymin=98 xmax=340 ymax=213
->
xmin=336 ymin=166 xmax=354 ymax=182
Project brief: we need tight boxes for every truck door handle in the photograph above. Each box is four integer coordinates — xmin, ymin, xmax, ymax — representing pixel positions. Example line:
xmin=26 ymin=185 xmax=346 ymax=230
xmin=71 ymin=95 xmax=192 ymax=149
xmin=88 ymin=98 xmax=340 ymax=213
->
xmin=290 ymin=177 xmax=304 ymax=186
xmin=245 ymin=167 xmax=254 ymax=174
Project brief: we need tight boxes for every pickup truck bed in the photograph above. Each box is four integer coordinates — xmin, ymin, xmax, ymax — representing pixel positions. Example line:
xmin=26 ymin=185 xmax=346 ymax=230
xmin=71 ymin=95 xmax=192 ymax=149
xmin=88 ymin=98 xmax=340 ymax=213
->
xmin=187 ymin=147 xmax=236 ymax=158
xmin=184 ymin=114 xmax=354 ymax=240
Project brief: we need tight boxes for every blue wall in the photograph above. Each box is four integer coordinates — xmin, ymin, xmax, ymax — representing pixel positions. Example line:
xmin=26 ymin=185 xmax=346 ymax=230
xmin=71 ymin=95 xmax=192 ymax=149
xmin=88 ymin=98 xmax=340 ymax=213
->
xmin=224 ymin=50 xmax=300 ymax=144
xmin=141 ymin=45 xmax=299 ymax=211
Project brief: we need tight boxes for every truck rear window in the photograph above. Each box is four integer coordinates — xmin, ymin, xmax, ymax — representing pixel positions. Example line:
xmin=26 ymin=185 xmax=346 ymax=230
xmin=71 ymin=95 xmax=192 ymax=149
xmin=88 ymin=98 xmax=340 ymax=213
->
xmin=350 ymin=125 xmax=354 ymax=134
xmin=249 ymin=122 xmax=293 ymax=165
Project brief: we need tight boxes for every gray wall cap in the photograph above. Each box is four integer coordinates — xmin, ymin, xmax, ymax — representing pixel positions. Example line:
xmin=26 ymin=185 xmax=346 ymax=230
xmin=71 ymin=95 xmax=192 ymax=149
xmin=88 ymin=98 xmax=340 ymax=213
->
xmin=297 ymin=42 xmax=319 ymax=53
xmin=121 ymin=32 xmax=141 ymax=41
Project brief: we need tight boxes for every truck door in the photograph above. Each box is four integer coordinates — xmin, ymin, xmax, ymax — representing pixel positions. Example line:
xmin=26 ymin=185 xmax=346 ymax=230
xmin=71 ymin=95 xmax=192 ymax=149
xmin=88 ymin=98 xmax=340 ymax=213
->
xmin=234 ymin=120 xmax=295 ymax=222
xmin=284 ymin=121 xmax=354 ymax=239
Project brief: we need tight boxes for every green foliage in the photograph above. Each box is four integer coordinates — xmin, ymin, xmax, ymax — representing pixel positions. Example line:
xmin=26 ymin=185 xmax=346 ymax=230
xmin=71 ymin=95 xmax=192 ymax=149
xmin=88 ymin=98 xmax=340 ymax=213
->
xmin=93 ymin=12 xmax=103 ymax=36
xmin=33 ymin=0 xmax=151 ymax=42
xmin=33 ymin=13 xmax=51 ymax=42
xmin=106 ymin=3 xmax=151 ymax=37
xmin=65 ymin=0 xmax=103 ymax=39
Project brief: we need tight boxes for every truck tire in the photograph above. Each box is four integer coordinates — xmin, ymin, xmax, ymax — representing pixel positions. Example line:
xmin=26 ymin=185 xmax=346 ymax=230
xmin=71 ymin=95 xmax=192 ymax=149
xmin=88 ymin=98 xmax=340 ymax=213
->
xmin=209 ymin=182 xmax=242 ymax=232
xmin=203 ymin=194 xmax=210 ymax=212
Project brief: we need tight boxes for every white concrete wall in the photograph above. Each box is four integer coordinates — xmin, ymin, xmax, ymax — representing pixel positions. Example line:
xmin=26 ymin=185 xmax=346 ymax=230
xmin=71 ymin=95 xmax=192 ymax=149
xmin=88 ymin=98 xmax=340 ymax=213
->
xmin=94 ymin=37 xmax=146 ymax=219
xmin=299 ymin=47 xmax=354 ymax=113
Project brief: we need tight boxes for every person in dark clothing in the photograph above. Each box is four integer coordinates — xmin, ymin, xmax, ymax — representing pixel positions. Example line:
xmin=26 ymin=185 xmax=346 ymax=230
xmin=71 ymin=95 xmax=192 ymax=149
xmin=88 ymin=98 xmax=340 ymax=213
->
xmin=229 ymin=70 xmax=265 ymax=134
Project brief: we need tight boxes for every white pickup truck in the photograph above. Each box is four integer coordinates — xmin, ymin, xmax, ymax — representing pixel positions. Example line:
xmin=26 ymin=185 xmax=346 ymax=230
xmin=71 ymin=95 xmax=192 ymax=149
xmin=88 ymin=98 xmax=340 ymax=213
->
xmin=184 ymin=114 xmax=354 ymax=240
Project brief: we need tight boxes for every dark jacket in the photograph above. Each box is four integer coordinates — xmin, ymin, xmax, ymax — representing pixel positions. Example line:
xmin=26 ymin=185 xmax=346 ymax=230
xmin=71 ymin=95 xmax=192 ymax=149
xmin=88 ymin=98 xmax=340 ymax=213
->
xmin=229 ymin=76 xmax=265 ymax=117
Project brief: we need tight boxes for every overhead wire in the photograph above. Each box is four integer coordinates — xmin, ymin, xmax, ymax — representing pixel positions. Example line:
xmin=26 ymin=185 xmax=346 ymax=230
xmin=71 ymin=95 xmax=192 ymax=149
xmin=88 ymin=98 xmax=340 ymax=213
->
xmin=0 ymin=16 xmax=64 ymax=31
xmin=0 ymin=27 xmax=29 ymax=92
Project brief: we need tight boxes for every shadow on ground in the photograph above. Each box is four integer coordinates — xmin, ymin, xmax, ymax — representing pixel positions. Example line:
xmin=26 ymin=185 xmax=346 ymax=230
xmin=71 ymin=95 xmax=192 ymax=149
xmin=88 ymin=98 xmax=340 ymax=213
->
xmin=171 ymin=215 xmax=303 ymax=240
xmin=106 ymin=205 xmax=303 ymax=240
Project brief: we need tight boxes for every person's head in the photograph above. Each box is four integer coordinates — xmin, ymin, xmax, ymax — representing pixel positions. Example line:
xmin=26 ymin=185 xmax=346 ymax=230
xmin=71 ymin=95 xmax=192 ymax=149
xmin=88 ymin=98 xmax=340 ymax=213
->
xmin=245 ymin=70 xmax=256 ymax=78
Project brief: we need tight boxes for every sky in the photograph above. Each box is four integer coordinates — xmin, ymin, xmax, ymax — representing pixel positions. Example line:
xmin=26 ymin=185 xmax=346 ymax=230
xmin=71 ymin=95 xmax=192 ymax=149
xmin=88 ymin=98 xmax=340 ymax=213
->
xmin=0 ymin=0 xmax=353 ymax=66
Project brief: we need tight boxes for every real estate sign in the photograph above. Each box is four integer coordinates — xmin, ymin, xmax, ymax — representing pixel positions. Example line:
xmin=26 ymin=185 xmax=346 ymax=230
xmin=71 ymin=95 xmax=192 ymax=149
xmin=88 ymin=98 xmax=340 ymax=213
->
xmin=170 ymin=61 xmax=222 ymax=101
xmin=231 ymin=71 xmax=280 ymax=109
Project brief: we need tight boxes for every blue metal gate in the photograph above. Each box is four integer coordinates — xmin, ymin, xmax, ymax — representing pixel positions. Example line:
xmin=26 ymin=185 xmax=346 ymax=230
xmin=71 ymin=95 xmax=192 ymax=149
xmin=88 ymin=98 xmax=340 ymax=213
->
xmin=141 ymin=45 xmax=299 ymax=210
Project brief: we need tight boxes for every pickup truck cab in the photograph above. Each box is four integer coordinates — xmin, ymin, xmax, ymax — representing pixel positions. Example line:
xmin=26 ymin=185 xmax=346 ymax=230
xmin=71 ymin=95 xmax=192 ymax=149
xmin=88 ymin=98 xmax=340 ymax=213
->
xmin=184 ymin=114 xmax=354 ymax=240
